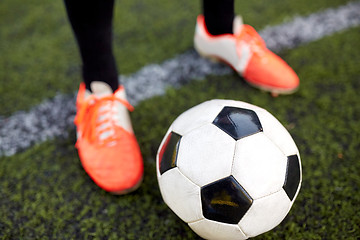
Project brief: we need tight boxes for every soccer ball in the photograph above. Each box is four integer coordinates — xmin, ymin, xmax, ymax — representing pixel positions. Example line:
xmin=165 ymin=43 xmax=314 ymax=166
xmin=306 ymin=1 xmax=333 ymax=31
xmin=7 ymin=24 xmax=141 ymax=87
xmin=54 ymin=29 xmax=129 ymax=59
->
xmin=156 ymin=99 xmax=302 ymax=240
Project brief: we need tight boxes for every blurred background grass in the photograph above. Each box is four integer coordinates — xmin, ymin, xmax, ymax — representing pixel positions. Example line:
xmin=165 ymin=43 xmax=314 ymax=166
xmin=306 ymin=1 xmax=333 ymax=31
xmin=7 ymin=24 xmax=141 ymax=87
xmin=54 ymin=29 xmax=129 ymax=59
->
xmin=0 ymin=0 xmax=359 ymax=239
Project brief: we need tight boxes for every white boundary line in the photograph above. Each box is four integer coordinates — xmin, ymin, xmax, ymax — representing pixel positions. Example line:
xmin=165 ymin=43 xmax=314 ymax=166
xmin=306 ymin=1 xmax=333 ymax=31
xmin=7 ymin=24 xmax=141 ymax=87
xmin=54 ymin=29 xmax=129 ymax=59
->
xmin=1 ymin=2 xmax=360 ymax=156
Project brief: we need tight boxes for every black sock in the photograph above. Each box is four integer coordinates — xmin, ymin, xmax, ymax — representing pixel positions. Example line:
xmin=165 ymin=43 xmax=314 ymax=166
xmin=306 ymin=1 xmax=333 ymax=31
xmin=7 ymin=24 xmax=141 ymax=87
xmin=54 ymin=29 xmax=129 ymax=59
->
xmin=203 ymin=0 xmax=235 ymax=35
xmin=64 ymin=0 xmax=119 ymax=92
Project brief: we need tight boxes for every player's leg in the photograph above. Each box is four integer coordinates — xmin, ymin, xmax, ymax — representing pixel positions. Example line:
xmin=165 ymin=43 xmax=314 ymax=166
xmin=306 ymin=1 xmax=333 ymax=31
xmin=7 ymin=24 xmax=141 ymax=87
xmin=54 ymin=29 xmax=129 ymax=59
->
xmin=196 ymin=0 xmax=299 ymax=95
xmin=203 ymin=0 xmax=234 ymax=35
xmin=64 ymin=0 xmax=119 ymax=92
xmin=64 ymin=0 xmax=143 ymax=194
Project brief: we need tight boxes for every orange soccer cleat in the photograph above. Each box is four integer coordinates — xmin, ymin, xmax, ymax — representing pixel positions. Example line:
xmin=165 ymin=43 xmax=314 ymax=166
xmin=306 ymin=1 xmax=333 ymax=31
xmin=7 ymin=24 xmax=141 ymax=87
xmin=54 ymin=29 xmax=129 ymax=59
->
xmin=74 ymin=81 xmax=143 ymax=194
xmin=194 ymin=15 xmax=299 ymax=95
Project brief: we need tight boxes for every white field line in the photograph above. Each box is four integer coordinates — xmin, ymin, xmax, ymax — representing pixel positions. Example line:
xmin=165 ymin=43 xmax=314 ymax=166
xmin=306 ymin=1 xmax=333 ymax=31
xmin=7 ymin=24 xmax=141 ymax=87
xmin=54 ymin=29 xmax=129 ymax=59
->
xmin=1 ymin=1 xmax=360 ymax=156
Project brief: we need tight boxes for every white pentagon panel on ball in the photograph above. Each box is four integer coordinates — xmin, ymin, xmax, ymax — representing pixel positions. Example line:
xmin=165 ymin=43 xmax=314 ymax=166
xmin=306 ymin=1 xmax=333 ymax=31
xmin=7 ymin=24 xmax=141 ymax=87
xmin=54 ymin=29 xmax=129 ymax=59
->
xmin=189 ymin=219 xmax=247 ymax=240
xmin=238 ymin=189 xmax=291 ymax=238
xmin=232 ymin=133 xmax=287 ymax=199
xmin=158 ymin=168 xmax=203 ymax=223
xmin=177 ymin=123 xmax=236 ymax=187
xmin=170 ymin=100 xmax=226 ymax=136
xmin=255 ymin=109 xmax=299 ymax=156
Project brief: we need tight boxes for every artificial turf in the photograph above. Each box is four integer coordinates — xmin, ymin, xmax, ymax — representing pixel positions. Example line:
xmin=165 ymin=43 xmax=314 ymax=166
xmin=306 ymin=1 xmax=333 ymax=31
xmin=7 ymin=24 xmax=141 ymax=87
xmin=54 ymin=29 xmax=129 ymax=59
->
xmin=0 ymin=0 xmax=353 ymax=116
xmin=1 ymin=23 xmax=359 ymax=239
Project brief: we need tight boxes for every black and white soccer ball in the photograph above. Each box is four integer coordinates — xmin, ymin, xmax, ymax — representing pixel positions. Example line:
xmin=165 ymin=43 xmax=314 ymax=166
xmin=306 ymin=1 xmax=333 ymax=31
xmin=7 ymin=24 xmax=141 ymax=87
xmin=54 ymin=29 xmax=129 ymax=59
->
xmin=156 ymin=100 xmax=302 ymax=240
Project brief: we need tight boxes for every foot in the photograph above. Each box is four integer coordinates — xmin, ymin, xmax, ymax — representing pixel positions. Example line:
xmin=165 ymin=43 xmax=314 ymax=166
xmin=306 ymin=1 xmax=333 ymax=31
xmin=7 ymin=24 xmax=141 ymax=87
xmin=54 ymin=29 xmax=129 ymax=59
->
xmin=74 ymin=81 xmax=143 ymax=194
xmin=194 ymin=15 xmax=299 ymax=95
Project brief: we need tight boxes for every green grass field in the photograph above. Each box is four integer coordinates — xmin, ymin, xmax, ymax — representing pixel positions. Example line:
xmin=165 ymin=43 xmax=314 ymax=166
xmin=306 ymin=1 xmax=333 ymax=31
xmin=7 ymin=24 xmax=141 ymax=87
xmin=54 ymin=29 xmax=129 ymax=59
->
xmin=1 ymin=0 xmax=360 ymax=239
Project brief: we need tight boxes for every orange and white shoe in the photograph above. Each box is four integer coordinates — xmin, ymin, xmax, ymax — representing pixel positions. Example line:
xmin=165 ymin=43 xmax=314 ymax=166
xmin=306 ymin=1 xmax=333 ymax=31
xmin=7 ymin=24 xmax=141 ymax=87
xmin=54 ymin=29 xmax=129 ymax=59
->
xmin=74 ymin=81 xmax=143 ymax=194
xmin=194 ymin=15 xmax=299 ymax=95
